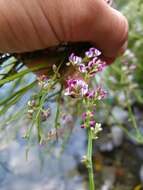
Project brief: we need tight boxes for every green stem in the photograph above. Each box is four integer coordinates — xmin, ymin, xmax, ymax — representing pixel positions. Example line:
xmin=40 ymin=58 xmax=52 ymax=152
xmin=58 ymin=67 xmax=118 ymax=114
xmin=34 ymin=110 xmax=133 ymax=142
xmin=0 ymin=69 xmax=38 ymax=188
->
xmin=87 ymin=128 xmax=95 ymax=190
xmin=54 ymin=87 xmax=62 ymax=138
xmin=0 ymin=64 xmax=48 ymax=86
xmin=124 ymin=89 xmax=141 ymax=137
xmin=35 ymin=92 xmax=47 ymax=143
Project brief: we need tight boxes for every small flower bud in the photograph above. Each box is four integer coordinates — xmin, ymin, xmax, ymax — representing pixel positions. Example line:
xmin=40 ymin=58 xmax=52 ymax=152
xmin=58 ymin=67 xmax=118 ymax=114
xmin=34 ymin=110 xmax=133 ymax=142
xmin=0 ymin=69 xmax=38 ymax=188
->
xmin=28 ymin=109 xmax=34 ymax=114
xmin=52 ymin=64 xmax=57 ymax=72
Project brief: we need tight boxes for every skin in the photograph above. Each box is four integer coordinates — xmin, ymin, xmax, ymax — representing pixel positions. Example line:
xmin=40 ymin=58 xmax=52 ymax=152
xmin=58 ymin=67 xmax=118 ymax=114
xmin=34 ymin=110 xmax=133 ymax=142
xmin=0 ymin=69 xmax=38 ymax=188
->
xmin=0 ymin=0 xmax=128 ymax=59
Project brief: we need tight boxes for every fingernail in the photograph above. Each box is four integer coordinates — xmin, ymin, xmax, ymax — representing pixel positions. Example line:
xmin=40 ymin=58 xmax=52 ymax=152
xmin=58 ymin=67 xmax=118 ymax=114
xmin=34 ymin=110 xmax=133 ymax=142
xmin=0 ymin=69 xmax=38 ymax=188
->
xmin=118 ymin=40 xmax=128 ymax=56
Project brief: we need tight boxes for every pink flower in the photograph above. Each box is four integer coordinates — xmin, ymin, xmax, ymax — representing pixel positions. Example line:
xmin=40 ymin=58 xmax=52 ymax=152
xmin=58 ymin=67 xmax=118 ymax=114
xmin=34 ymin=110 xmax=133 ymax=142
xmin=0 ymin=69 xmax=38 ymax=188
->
xmin=82 ymin=112 xmax=87 ymax=121
xmin=64 ymin=79 xmax=88 ymax=98
xmin=90 ymin=120 xmax=96 ymax=128
xmin=69 ymin=53 xmax=82 ymax=65
xmin=86 ymin=87 xmax=107 ymax=100
xmin=79 ymin=64 xmax=87 ymax=73
xmin=87 ymin=57 xmax=98 ymax=69
xmin=82 ymin=111 xmax=95 ymax=121
xmin=78 ymin=57 xmax=106 ymax=76
xmin=81 ymin=111 xmax=96 ymax=129
xmin=96 ymin=86 xmax=107 ymax=100
xmin=85 ymin=48 xmax=101 ymax=58
xmin=81 ymin=124 xmax=86 ymax=129
xmin=85 ymin=90 xmax=95 ymax=99
xmin=87 ymin=59 xmax=106 ymax=76
xmin=95 ymin=60 xmax=106 ymax=72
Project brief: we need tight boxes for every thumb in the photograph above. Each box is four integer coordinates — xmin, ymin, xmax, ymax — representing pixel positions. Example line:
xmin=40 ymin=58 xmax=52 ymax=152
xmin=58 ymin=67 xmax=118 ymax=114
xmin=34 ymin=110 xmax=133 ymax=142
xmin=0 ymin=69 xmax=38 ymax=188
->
xmin=69 ymin=0 xmax=128 ymax=58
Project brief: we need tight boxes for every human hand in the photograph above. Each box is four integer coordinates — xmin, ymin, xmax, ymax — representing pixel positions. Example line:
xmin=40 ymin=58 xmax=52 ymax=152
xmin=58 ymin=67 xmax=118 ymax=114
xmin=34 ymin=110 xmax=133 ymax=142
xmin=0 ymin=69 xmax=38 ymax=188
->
xmin=0 ymin=0 xmax=128 ymax=59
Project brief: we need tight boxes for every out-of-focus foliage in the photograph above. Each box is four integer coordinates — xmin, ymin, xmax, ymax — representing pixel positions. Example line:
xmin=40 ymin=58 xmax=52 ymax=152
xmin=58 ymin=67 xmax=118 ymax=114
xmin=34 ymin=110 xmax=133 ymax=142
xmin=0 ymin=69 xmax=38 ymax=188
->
xmin=95 ymin=0 xmax=143 ymax=143
xmin=117 ymin=0 xmax=143 ymax=86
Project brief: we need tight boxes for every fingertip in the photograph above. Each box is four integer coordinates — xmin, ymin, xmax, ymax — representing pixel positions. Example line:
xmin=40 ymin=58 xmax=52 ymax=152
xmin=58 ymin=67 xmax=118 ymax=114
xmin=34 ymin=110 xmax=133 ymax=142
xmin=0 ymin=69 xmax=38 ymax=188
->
xmin=117 ymin=40 xmax=128 ymax=56
xmin=91 ymin=1 xmax=129 ymax=58
xmin=105 ymin=8 xmax=128 ymax=57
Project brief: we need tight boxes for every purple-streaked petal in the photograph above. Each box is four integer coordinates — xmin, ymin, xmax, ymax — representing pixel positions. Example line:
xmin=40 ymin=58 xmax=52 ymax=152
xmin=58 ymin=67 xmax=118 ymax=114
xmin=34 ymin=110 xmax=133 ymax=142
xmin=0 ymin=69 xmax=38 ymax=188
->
xmin=79 ymin=64 xmax=87 ymax=73
xmin=85 ymin=48 xmax=101 ymax=58
xmin=90 ymin=120 xmax=96 ymax=127
xmin=69 ymin=53 xmax=82 ymax=65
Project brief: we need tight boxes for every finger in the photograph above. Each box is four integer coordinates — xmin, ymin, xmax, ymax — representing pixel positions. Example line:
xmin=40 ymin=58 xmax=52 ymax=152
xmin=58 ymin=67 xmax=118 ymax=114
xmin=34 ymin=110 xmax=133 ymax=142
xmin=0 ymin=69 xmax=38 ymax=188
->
xmin=0 ymin=0 xmax=128 ymax=58
xmin=0 ymin=0 xmax=60 ymax=53
xmin=69 ymin=0 xmax=128 ymax=58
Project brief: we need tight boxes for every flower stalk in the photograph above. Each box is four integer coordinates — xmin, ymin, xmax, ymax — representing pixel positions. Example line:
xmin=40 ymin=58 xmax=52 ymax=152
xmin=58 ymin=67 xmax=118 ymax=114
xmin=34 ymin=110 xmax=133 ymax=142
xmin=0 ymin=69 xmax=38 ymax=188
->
xmin=65 ymin=47 xmax=106 ymax=190
xmin=87 ymin=128 xmax=95 ymax=190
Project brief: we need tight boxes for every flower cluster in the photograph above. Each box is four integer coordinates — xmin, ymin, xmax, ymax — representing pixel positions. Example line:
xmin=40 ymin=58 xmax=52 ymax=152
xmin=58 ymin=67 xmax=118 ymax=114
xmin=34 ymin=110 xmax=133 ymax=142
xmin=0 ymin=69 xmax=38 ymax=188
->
xmin=64 ymin=79 xmax=106 ymax=101
xmin=27 ymin=99 xmax=37 ymax=117
xmin=65 ymin=47 xmax=107 ymax=100
xmin=86 ymin=86 xmax=107 ymax=100
xmin=64 ymin=79 xmax=88 ymax=98
xmin=91 ymin=123 xmax=102 ymax=139
xmin=27 ymin=98 xmax=51 ymax=121
xmin=67 ymin=47 xmax=106 ymax=77
xmin=81 ymin=111 xmax=102 ymax=139
xmin=81 ymin=111 xmax=95 ymax=129
xmin=37 ymin=75 xmax=49 ymax=89
xmin=64 ymin=47 xmax=107 ymax=140
xmin=79 ymin=59 xmax=106 ymax=76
